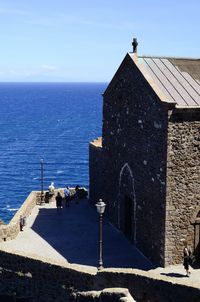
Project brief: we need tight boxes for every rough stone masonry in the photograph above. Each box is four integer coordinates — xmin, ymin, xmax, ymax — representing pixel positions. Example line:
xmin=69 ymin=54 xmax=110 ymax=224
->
xmin=89 ymin=48 xmax=200 ymax=267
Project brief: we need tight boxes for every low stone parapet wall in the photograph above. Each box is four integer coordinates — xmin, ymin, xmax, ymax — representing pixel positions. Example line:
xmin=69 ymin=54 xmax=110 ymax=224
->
xmin=0 ymin=250 xmax=199 ymax=302
xmin=0 ymin=191 xmax=40 ymax=242
xmin=0 ymin=250 xmax=94 ymax=302
xmin=72 ymin=288 xmax=136 ymax=302
xmin=95 ymin=269 xmax=200 ymax=302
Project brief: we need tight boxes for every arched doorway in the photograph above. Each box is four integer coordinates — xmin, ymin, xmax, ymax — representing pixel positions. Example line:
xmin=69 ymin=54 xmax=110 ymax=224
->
xmin=194 ymin=210 xmax=200 ymax=259
xmin=124 ymin=195 xmax=132 ymax=240
xmin=118 ymin=163 xmax=136 ymax=244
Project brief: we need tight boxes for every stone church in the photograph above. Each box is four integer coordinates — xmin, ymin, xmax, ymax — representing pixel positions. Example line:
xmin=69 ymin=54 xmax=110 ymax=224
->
xmin=89 ymin=39 xmax=200 ymax=267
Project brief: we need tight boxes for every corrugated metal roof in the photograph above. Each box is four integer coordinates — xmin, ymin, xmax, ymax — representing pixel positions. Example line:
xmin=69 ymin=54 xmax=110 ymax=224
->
xmin=138 ymin=57 xmax=200 ymax=107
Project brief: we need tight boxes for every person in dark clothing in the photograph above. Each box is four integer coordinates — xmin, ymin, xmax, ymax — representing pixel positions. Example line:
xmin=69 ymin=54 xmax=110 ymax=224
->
xmin=183 ymin=240 xmax=191 ymax=277
xmin=20 ymin=215 xmax=24 ymax=231
xmin=75 ymin=185 xmax=80 ymax=204
xmin=56 ymin=192 xmax=63 ymax=211
xmin=64 ymin=186 xmax=70 ymax=207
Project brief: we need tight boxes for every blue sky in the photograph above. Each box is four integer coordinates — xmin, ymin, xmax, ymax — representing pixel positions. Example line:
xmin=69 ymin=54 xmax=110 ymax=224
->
xmin=0 ymin=0 xmax=199 ymax=82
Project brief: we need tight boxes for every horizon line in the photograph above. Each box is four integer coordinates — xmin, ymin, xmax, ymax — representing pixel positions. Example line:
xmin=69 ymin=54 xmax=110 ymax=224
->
xmin=0 ymin=81 xmax=108 ymax=84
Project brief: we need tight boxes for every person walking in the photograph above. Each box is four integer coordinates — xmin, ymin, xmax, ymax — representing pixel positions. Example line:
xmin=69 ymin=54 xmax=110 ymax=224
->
xmin=183 ymin=240 xmax=191 ymax=277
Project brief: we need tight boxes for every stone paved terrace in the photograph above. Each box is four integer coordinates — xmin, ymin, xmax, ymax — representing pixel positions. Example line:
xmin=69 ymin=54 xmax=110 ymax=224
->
xmin=0 ymin=198 xmax=200 ymax=288
xmin=0 ymin=198 xmax=152 ymax=271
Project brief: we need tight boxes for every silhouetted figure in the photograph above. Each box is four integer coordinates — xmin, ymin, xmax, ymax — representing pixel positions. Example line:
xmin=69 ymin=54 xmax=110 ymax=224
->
xmin=20 ymin=215 xmax=25 ymax=231
xmin=56 ymin=192 xmax=63 ymax=212
xmin=75 ymin=185 xmax=80 ymax=204
xmin=45 ymin=191 xmax=50 ymax=203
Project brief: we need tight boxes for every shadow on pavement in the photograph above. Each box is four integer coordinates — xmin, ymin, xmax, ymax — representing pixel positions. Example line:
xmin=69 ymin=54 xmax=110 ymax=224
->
xmin=160 ymin=272 xmax=187 ymax=278
xmin=31 ymin=199 xmax=153 ymax=270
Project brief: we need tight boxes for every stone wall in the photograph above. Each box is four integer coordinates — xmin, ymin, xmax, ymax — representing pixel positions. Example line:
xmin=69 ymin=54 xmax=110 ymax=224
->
xmin=89 ymin=138 xmax=103 ymax=205
xmin=72 ymin=288 xmax=136 ymax=302
xmin=95 ymin=269 xmax=200 ymax=302
xmin=0 ymin=191 xmax=40 ymax=242
xmin=0 ymin=250 xmax=94 ymax=302
xmin=165 ymin=109 xmax=200 ymax=265
xmin=102 ymin=54 xmax=169 ymax=266
xmin=0 ymin=250 xmax=200 ymax=302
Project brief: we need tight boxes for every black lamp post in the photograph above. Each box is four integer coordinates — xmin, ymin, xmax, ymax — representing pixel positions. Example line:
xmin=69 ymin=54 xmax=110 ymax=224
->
xmin=40 ymin=159 xmax=44 ymax=203
xmin=95 ymin=199 xmax=106 ymax=270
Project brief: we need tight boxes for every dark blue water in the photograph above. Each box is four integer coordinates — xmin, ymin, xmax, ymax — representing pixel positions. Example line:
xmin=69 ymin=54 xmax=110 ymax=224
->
xmin=0 ymin=83 xmax=106 ymax=223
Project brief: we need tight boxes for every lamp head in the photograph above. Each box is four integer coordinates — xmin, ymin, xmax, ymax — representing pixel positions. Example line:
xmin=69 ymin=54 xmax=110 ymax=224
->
xmin=95 ymin=199 xmax=106 ymax=214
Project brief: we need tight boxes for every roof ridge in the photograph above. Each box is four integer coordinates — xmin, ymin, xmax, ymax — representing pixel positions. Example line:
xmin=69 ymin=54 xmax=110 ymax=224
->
xmin=138 ymin=55 xmax=200 ymax=61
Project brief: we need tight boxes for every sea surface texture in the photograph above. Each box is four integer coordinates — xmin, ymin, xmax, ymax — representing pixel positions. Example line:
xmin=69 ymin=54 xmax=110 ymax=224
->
xmin=0 ymin=83 xmax=106 ymax=223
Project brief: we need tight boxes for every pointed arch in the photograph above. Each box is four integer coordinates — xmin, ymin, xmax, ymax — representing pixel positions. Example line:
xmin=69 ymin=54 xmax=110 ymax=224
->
xmin=118 ymin=162 xmax=137 ymax=243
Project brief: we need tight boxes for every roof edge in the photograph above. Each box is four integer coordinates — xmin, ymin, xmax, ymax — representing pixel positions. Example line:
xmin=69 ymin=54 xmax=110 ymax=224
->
xmin=175 ymin=105 xmax=200 ymax=109
xmin=103 ymin=53 xmax=134 ymax=96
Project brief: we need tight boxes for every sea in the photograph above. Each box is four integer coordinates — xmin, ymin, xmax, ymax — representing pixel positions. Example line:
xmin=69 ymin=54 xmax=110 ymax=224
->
xmin=0 ymin=82 xmax=107 ymax=223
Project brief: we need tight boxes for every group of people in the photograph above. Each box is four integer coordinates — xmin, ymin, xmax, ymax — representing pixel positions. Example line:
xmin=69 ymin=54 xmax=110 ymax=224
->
xmin=48 ymin=182 xmax=80 ymax=210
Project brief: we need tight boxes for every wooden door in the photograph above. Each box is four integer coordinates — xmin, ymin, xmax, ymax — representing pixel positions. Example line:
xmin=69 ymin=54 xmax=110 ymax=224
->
xmin=124 ymin=195 xmax=132 ymax=241
xmin=194 ymin=223 xmax=200 ymax=260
